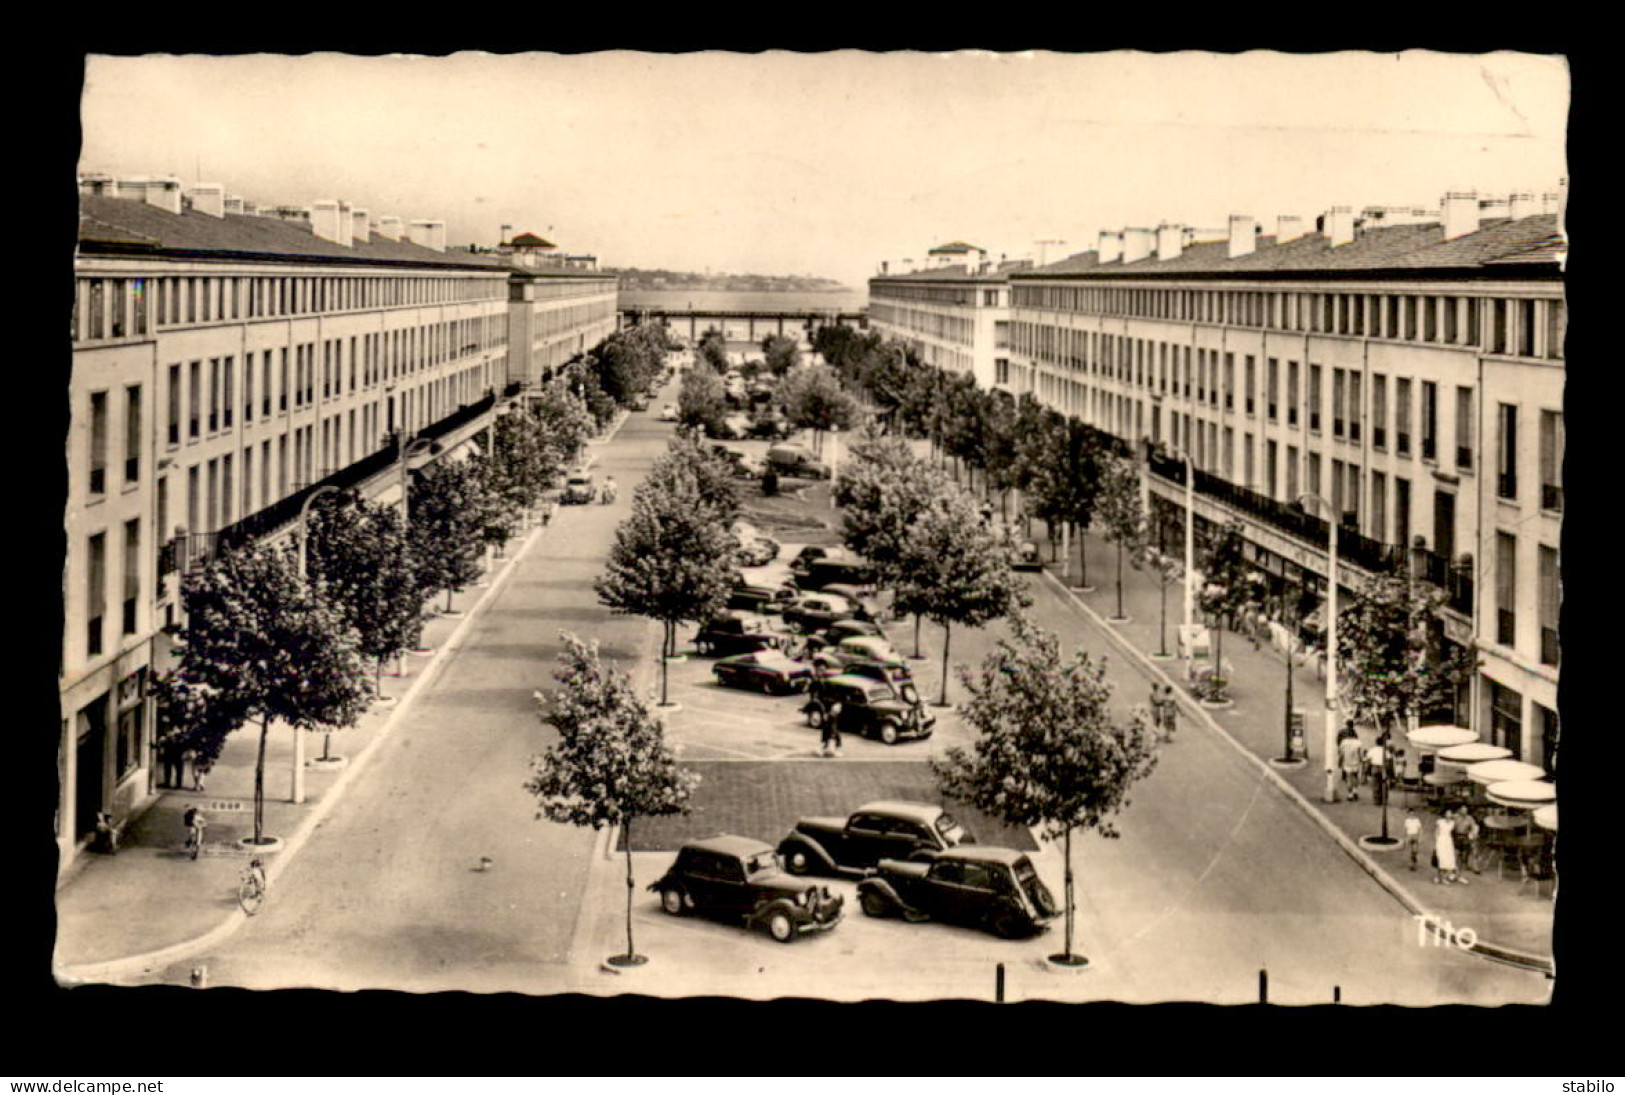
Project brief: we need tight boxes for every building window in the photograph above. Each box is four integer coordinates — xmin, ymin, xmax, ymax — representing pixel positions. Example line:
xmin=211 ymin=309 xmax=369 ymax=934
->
xmin=123 ymin=385 xmax=141 ymax=484
xmin=1538 ymin=544 xmax=1559 ymax=668
xmin=89 ymin=391 xmax=108 ymax=496
xmin=1488 ymin=680 xmax=1523 ymax=758
xmin=1348 ymin=372 xmax=1361 ymax=442
xmin=1540 ymin=410 xmax=1563 ymax=511
xmin=1371 ymin=374 xmax=1387 ymax=450
xmin=188 ymin=361 xmax=201 ymax=439
xmin=1546 ymin=300 xmax=1566 ymax=360
xmin=1286 ymin=445 xmax=1300 ymax=501
xmin=122 ymin=518 xmax=140 ymax=635
xmin=1371 ymin=472 xmax=1387 ymax=544
xmin=109 ymin=279 xmax=126 ymax=338
xmin=87 ymin=532 xmax=106 ymax=658
xmin=1396 ymin=377 xmax=1412 ymax=455
xmin=1497 ymin=403 xmax=1519 ymax=500
xmin=1267 ymin=358 xmax=1278 ymax=421
xmin=1443 ymin=297 xmax=1459 ymax=344
xmin=1332 ymin=368 xmax=1345 ymax=437
xmin=1491 ymin=298 xmax=1508 ymax=354
xmin=1455 ymin=386 xmax=1474 ymax=471
xmin=167 ymin=365 xmax=180 ymax=446
xmin=1420 ymin=381 xmax=1437 ymax=461
xmin=1496 ymin=531 xmax=1517 ymax=648
xmin=222 ymin=356 xmax=234 ymax=429
xmin=1308 ymin=365 xmax=1322 ymax=432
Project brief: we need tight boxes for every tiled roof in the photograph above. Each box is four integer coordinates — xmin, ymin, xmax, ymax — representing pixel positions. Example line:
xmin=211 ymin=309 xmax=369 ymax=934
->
xmin=507 ymin=232 xmax=555 ymax=248
xmin=77 ymin=195 xmax=509 ymax=270
xmin=928 ymin=240 xmax=982 ymax=254
xmin=1017 ymin=214 xmax=1563 ymax=279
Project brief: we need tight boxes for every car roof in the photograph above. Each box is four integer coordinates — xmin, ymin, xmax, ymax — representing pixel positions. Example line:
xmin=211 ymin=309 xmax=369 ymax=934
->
xmin=937 ymin=846 xmax=1030 ymax=866
xmin=855 ymin=801 xmax=944 ymax=823
xmin=683 ymin=834 xmax=776 ymax=858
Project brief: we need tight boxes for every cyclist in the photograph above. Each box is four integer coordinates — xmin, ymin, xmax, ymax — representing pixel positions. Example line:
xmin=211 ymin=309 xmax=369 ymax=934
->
xmin=239 ymin=858 xmax=269 ymax=915
xmin=183 ymin=805 xmax=207 ymax=860
xmin=601 ymin=476 xmax=618 ymax=504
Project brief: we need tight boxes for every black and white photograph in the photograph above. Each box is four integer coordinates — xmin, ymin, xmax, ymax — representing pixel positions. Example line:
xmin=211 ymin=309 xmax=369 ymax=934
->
xmin=54 ymin=49 xmax=1570 ymax=1011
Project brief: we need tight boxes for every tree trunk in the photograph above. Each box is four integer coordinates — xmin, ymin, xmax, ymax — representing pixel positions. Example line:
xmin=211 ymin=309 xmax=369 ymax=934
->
xmin=1115 ymin=540 xmax=1125 ymax=617
xmin=1078 ymin=526 xmax=1089 ymax=587
xmin=913 ymin=613 xmax=923 ymax=659
xmin=445 ymin=587 xmax=454 ymax=614
xmin=254 ymin=715 xmax=269 ymax=844
xmin=1063 ymin=827 xmax=1076 ymax=961
xmin=1048 ymin=520 xmax=1058 ymax=562
xmin=939 ymin=621 xmax=952 ymax=707
xmin=660 ymin=624 xmax=671 ymax=706
xmin=623 ymin=817 xmax=637 ymax=961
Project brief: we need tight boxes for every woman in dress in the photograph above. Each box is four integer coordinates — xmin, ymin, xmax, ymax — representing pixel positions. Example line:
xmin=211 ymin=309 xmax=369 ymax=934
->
xmin=1433 ymin=811 xmax=1460 ymax=885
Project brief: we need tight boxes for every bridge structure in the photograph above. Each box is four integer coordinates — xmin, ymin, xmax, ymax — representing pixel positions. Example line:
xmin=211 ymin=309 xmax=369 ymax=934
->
xmin=619 ymin=307 xmax=868 ymax=348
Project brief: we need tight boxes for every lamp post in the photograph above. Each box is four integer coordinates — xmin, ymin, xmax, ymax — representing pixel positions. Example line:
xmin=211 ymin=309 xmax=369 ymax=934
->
xmin=828 ymin=425 xmax=840 ymax=508
xmin=292 ymin=485 xmax=343 ymax=804
xmin=1298 ymin=492 xmax=1341 ymax=803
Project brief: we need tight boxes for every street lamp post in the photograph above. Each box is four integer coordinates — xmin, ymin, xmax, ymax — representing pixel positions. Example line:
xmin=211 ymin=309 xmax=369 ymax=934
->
xmin=1298 ymin=492 xmax=1341 ymax=803
xmin=292 ymin=484 xmax=343 ymax=804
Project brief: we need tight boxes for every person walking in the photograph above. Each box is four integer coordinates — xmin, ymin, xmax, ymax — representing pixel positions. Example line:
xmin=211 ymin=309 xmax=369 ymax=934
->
xmin=819 ymin=692 xmax=843 ymax=757
xmin=183 ymin=805 xmax=208 ymax=860
xmin=1157 ymin=684 xmax=1178 ymax=741
xmin=1455 ymin=807 xmax=1482 ymax=876
xmin=1404 ymin=808 xmax=1423 ymax=871
xmin=1338 ymin=729 xmax=1364 ymax=802
xmin=1433 ymin=811 xmax=1459 ymax=884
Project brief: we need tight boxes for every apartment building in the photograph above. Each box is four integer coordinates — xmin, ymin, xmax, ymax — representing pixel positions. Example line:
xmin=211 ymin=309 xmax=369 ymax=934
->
xmin=868 ymin=244 xmax=1020 ymax=390
xmin=501 ymin=232 xmax=619 ymax=392
xmin=1001 ymin=191 xmax=1564 ymax=767
xmin=64 ymin=176 xmax=613 ymax=871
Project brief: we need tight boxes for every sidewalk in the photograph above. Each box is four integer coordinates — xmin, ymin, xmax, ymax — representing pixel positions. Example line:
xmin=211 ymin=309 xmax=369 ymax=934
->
xmin=1028 ymin=520 xmax=1554 ymax=972
xmin=53 ymin=414 xmax=632 ymax=985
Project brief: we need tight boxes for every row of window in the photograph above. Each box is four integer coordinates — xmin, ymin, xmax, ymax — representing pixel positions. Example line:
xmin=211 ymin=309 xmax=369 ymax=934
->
xmin=517 ymin=280 xmax=619 ymax=303
xmin=1008 ymin=286 xmax=1564 ymax=360
xmin=73 ymin=271 xmax=509 ymax=343
xmin=871 ymin=304 xmax=976 ymax=348
xmin=531 ymin=299 xmax=618 ymax=341
xmin=870 ymin=282 xmax=991 ymax=307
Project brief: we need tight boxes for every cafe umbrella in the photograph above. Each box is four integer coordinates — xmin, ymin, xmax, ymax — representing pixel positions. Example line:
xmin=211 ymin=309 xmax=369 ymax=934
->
xmin=1465 ymin=759 xmax=1548 ymax=786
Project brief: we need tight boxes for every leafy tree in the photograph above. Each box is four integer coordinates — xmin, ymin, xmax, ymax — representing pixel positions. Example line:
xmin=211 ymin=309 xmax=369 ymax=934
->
xmin=303 ymin=492 xmax=426 ymax=732
xmin=778 ymin=364 xmax=863 ymax=455
xmin=530 ymin=378 xmax=595 ymax=478
xmin=594 ymin=454 xmax=737 ymax=704
xmin=677 ymin=364 xmax=729 ymax=437
xmin=1197 ymin=519 xmax=1263 ymax=698
xmin=409 ymin=457 xmax=496 ymax=613
xmin=1095 ymin=452 xmax=1148 ymax=620
xmin=157 ymin=538 xmax=370 ymax=844
xmin=486 ymin=405 xmax=555 ymax=517
xmin=646 ymin=435 xmax=741 ymax=527
xmin=834 ymin=433 xmax=948 ymax=585
xmin=524 ymin=633 xmax=700 ymax=966
xmin=592 ymin=326 xmax=665 ymax=404
xmin=697 ymin=327 xmax=729 ymax=373
xmin=898 ymin=490 xmax=1030 ymax=706
xmin=760 ymin=333 xmax=800 ymax=376
xmin=571 ymin=366 xmax=618 ymax=429
xmin=932 ymin=615 xmax=1159 ymax=966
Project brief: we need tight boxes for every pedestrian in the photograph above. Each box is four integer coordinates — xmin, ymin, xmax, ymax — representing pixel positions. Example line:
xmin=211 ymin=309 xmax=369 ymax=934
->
xmin=1159 ymin=684 xmax=1178 ymax=741
xmin=1338 ymin=730 xmax=1364 ymax=802
xmin=183 ymin=805 xmax=207 ymax=860
xmin=1364 ymin=737 xmax=1387 ymax=794
xmin=541 ymin=499 xmax=555 ymax=528
xmin=819 ymin=694 xmax=843 ymax=757
xmin=1433 ymin=811 xmax=1458 ymax=884
xmin=1455 ymin=807 xmax=1482 ymax=876
xmin=1404 ymin=808 xmax=1423 ymax=871
xmin=159 ymin=734 xmax=185 ymax=789
xmin=191 ymin=753 xmax=212 ymax=793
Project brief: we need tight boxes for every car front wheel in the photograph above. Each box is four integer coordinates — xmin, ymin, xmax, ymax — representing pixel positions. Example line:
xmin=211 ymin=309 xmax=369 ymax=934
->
xmin=878 ymin=720 xmax=901 ymax=745
xmin=784 ymin=845 xmax=814 ymax=875
xmin=766 ymin=909 xmax=796 ymax=943
xmin=859 ymin=889 xmax=892 ymax=918
xmin=660 ymin=888 xmax=687 ymax=916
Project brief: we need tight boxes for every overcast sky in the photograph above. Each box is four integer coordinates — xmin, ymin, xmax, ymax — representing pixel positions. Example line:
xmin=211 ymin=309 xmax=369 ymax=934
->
xmin=80 ymin=51 xmax=1568 ymax=290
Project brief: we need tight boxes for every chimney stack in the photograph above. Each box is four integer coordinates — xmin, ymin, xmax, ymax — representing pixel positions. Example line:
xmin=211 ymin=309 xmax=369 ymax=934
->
xmin=78 ymin=173 xmax=116 ymax=197
xmin=1441 ymin=190 xmax=1479 ymax=240
xmin=123 ymin=176 xmax=183 ymax=214
xmin=1275 ymin=214 xmax=1306 ymax=243
xmin=223 ymin=195 xmax=244 ymax=215
xmin=311 ymin=200 xmax=351 ymax=247
xmin=1228 ymin=214 xmax=1256 ymax=258
xmin=1479 ymin=196 xmax=1510 ymax=221
xmin=375 ymin=215 xmax=404 ymax=241
xmin=408 ymin=220 xmax=446 ymax=252
xmin=1156 ymin=223 xmax=1184 ymax=261
xmin=1508 ymin=193 xmax=1538 ymax=220
xmin=352 ymin=208 xmax=371 ymax=243
xmin=189 ymin=183 xmax=225 ymax=218
xmin=1097 ymin=230 xmax=1123 ymax=264
xmin=1324 ymin=206 xmax=1356 ymax=247
xmin=1122 ymin=227 xmax=1153 ymax=263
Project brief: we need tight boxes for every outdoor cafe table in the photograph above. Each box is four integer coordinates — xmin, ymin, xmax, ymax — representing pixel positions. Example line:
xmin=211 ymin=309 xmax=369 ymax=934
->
xmin=1486 ymin=779 xmax=1557 ymax=809
xmin=1533 ymin=804 xmax=1558 ymax=832
xmin=1465 ymin=759 xmax=1548 ymax=785
xmin=1437 ymin=742 xmax=1514 ymax=764
xmin=1407 ymin=725 xmax=1479 ymax=751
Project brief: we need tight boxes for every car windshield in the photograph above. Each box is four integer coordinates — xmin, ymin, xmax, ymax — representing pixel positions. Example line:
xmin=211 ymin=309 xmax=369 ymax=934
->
xmin=864 ymin=684 xmax=894 ymax=703
xmin=935 ymin=813 xmax=967 ymax=846
xmin=744 ymin=851 xmax=777 ymax=876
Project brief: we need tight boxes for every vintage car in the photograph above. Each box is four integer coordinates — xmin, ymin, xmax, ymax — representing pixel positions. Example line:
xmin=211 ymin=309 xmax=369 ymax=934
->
xmin=649 ymin=835 xmax=843 ymax=943
xmin=727 ymin=574 xmax=799 ymax=614
xmin=777 ymin=801 xmax=972 ymax=877
xmin=712 ymin=648 xmax=815 ymax=695
xmin=658 ymin=404 xmax=680 ymax=422
xmin=1009 ymin=540 xmax=1044 ymax=571
xmin=765 ymin=444 xmax=830 ymax=480
xmin=795 ymin=558 xmax=877 ymax=592
xmin=803 ymin=618 xmax=886 ymax=649
xmin=628 ymin=394 xmax=651 ymax=412
xmin=560 ymin=470 xmax=596 ymax=504
xmin=820 ymin=659 xmax=920 ymax=702
xmin=748 ymin=413 xmax=794 ymax=441
xmin=808 ymin=636 xmax=911 ymax=680
xmin=693 ymin=612 xmax=784 ymax=657
xmin=800 ymin=674 xmax=934 ymax=746
xmin=781 ymin=592 xmax=876 ymax=633
xmin=856 ymin=847 xmax=1059 ymax=939
xmin=819 ymin=583 xmax=878 ymax=614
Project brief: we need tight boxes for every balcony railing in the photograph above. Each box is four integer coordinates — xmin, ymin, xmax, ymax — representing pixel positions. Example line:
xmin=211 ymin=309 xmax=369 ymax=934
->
xmin=1412 ymin=546 xmax=1475 ymax=616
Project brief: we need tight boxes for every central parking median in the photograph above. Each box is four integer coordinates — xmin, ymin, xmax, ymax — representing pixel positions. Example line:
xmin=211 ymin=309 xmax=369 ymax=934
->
xmin=617 ymin=760 xmax=1038 ymax=853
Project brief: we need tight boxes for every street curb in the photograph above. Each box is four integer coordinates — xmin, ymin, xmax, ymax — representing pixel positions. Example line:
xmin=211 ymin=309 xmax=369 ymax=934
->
xmin=1040 ymin=570 xmax=1555 ymax=978
xmin=57 ymin=510 xmax=555 ymax=986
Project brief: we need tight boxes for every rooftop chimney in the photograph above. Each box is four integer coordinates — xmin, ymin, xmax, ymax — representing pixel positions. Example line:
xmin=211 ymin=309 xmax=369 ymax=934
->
xmin=1122 ymin=227 xmax=1153 ymax=263
xmin=1156 ymin=223 xmax=1184 ymax=261
xmin=1324 ymin=206 xmax=1355 ymax=247
xmin=1441 ymin=190 xmax=1479 ymax=240
xmin=351 ymin=208 xmax=371 ymax=243
xmin=223 ymin=195 xmax=244 ymax=215
xmin=879 ymin=260 xmax=889 ymax=275
xmin=122 ymin=176 xmax=183 ymax=215
xmin=1275 ymin=214 xmax=1306 ymax=243
xmin=408 ymin=220 xmax=446 ymax=252
xmin=311 ymin=200 xmax=351 ymax=247
xmin=1227 ymin=214 xmax=1256 ymax=258
xmin=1097 ymin=230 xmax=1123 ymax=264
xmin=1508 ymin=193 xmax=1538 ymax=220
xmin=78 ymin=173 xmax=116 ymax=197
xmin=189 ymin=183 xmax=225 ymax=218
xmin=1479 ymin=196 xmax=1510 ymax=221
xmin=375 ymin=215 xmax=404 ymax=241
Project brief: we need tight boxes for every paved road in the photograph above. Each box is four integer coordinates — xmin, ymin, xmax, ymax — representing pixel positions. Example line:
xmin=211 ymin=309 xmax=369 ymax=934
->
xmin=163 ymin=406 xmax=677 ymax=993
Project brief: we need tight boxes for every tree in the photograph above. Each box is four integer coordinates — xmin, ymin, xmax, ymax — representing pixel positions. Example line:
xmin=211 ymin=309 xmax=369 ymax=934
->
xmin=647 ymin=435 xmax=741 ymax=526
xmin=486 ymin=404 xmax=555 ymax=518
xmin=834 ymin=433 xmax=948 ymax=582
xmin=760 ymin=333 xmax=800 ymax=376
xmin=157 ymin=538 xmax=370 ymax=844
xmin=594 ymin=454 xmax=737 ymax=705
xmin=303 ymin=492 xmax=426 ymax=739
xmin=778 ymin=364 xmax=863 ymax=455
xmin=933 ymin=616 xmax=1159 ymax=966
xmin=1197 ymin=520 xmax=1263 ymax=701
xmin=524 ymin=633 xmax=700 ymax=967
xmin=409 ymin=457 xmax=496 ymax=613
xmin=697 ymin=327 xmax=729 ymax=373
xmin=899 ymin=491 xmax=1030 ymax=706
xmin=676 ymin=364 xmax=729 ymax=437
xmin=531 ymin=377 xmax=595 ymax=478
xmin=1095 ymin=452 xmax=1148 ymax=621
xmin=592 ymin=326 xmax=664 ymax=404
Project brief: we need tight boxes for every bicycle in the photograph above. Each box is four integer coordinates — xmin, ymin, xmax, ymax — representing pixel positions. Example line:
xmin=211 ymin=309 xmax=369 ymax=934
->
xmin=238 ymin=858 xmax=268 ymax=915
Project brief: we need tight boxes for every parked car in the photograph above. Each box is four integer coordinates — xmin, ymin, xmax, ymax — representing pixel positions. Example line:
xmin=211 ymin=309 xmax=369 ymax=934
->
xmin=693 ymin=612 xmax=784 ymax=657
xmin=712 ymin=648 xmax=815 ymax=695
xmin=706 ymin=418 xmax=746 ymax=441
xmin=561 ymin=470 xmax=596 ymax=504
xmin=628 ymin=394 xmax=651 ymax=412
xmin=828 ymin=661 xmax=921 ymax=703
xmin=791 ymin=545 xmax=835 ymax=571
xmin=728 ymin=574 xmax=799 ymax=614
xmin=648 ymin=835 xmax=843 ymax=943
xmin=777 ymin=801 xmax=971 ymax=877
xmin=801 ymin=673 xmax=934 ymax=746
xmin=781 ymin=592 xmax=867 ymax=633
xmin=856 ymin=847 xmax=1059 ymax=939
xmin=807 ymin=635 xmax=909 ymax=678
xmin=804 ymin=618 xmax=886 ymax=648
xmin=1010 ymin=540 xmax=1043 ymax=571
xmin=795 ymin=558 xmax=876 ymax=592
xmin=766 ymin=444 xmax=830 ymax=480
xmin=748 ymin=413 xmax=793 ymax=441
xmin=819 ymin=583 xmax=876 ymax=614
xmin=658 ymin=404 xmax=679 ymax=422
xmin=733 ymin=530 xmax=778 ymax=566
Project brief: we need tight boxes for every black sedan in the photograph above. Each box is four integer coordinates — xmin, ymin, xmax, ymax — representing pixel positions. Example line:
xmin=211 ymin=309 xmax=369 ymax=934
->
xmin=856 ymin=847 xmax=1059 ymax=938
xmin=712 ymin=649 xmax=815 ymax=695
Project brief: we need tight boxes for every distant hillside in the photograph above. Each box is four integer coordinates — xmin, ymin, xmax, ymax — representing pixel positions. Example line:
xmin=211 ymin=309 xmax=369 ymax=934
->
xmin=606 ymin=267 xmax=850 ymax=294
